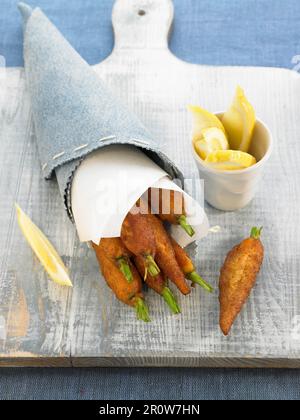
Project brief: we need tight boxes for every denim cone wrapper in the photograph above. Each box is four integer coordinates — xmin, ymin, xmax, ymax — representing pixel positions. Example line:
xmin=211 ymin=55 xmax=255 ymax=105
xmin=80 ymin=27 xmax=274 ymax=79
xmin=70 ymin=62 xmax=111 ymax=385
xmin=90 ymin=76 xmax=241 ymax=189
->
xmin=18 ymin=2 xmax=184 ymax=221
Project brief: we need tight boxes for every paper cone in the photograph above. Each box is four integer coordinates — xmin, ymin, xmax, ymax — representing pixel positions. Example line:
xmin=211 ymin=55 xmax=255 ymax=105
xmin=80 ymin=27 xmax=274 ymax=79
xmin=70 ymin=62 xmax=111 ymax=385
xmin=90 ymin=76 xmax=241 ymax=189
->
xmin=18 ymin=3 xmax=183 ymax=220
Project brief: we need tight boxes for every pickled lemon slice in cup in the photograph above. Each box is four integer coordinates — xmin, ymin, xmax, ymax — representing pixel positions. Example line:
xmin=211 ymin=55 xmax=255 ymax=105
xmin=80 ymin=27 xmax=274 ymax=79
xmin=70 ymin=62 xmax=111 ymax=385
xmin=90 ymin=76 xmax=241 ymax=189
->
xmin=221 ymin=86 xmax=256 ymax=152
xmin=16 ymin=204 xmax=73 ymax=287
xmin=205 ymin=150 xmax=256 ymax=171
xmin=194 ymin=127 xmax=229 ymax=159
xmin=188 ymin=105 xmax=226 ymax=143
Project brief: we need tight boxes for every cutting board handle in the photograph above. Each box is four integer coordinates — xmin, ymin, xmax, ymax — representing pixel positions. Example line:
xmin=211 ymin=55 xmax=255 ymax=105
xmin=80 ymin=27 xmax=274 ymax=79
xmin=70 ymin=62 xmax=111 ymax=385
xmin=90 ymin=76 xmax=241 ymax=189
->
xmin=112 ymin=0 xmax=174 ymax=50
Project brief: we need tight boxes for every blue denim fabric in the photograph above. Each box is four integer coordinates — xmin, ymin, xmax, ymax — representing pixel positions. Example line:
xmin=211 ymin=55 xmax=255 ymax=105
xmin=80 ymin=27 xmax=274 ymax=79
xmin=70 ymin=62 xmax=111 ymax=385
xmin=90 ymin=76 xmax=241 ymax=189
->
xmin=1 ymin=0 xmax=300 ymax=402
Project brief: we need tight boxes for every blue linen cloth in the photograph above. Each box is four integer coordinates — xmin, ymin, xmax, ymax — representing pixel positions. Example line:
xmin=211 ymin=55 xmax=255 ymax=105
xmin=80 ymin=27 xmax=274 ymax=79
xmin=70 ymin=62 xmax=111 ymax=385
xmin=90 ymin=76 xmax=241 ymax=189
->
xmin=1 ymin=0 xmax=300 ymax=402
xmin=1 ymin=367 xmax=300 ymax=400
xmin=18 ymin=2 xmax=182 ymax=219
xmin=2 ymin=0 xmax=300 ymax=70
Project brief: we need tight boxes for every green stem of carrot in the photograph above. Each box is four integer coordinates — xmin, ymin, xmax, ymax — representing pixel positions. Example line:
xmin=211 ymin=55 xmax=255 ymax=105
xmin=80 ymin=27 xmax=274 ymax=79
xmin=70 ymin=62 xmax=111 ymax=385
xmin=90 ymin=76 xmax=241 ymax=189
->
xmin=135 ymin=298 xmax=151 ymax=323
xmin=117 ymin=258 xmax=133 ymax=283
xmin=250 ymin=227 xmax=263 ymax=239
xmin=146 ymin=255 xmax=160 ymax=277
xmin=178 ymin=215 xmax=195 ymax=237
xmin=187 ymin=271 xmax=214 ymax=293
xmin=161 ymin=287 xmax=181 ymax=315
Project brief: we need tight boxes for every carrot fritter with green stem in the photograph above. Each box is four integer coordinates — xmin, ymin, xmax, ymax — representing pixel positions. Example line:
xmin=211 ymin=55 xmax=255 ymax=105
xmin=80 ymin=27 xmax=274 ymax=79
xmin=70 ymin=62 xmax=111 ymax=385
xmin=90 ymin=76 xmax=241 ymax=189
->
xmin=98 ymin=238 xmax=133 ymax=283
xmin=134 ymin=256 xmax=181 ymax=315
xmin=93 ymin=242 xmax=150 ymax=322
xmin=149 ymin=188 xmax=195 ymax=237
xmin=146 ymin=215 xmax=191 ymax=295
xmin=121 ymin=210 xmax=160 ymax=278
xmin=219 ymin=227 xmax=264 ymax=336
xmin=170 ymin=237 xmax=213 ymax=293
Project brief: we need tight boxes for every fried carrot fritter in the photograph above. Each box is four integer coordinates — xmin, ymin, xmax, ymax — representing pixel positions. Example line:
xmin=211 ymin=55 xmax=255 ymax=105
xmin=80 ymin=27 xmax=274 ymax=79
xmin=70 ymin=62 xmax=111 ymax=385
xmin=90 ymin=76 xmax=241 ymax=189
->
xmin=93 ymin=242 xmax=150 ymax=322
xmin=99 ymin=238 xmax=132 ymax=260
xmin=170 ymin=238 xmax=194 ymax=274
xmin=148 ymin=188 xmax=195 ymax=237
xmin=134 ymin=256 xmax=181 ymax=314
xmin=134 ymin=256 xmax=164 ymax=294
xmin=219 ymin=227 xmax=264 ymax=336
xmin=170 ymin=238 xmax=213 ymax=293
xmin=98 ymin=238 xmax=133 ymax=283
xmin=146 ymin=215 xmax=191 ymax=295
xmin=121 ymin=209 xmax=160 ymax=277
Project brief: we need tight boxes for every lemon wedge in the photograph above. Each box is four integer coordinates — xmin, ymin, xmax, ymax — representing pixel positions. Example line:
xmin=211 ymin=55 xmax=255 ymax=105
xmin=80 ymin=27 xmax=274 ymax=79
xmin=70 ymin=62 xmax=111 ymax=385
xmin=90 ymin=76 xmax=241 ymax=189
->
xmin=15 ymin=204 xmax=73 ymax=287
xmin=188 ymin=105 xmax=226 ymax=143
xmin=194 ymin=127 xmax=229 ymax=160
xmin=221 ymin=86 xmax=256 ymax=152
xmin=205 ymin=150 xmax=256 ymax=171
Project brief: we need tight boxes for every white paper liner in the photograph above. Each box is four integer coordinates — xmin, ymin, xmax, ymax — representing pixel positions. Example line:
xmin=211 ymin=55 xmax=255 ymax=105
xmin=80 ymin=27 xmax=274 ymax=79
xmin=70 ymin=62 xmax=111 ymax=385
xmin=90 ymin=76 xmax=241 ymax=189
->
xmin=71 ymin=145 xmax=209 ymax=247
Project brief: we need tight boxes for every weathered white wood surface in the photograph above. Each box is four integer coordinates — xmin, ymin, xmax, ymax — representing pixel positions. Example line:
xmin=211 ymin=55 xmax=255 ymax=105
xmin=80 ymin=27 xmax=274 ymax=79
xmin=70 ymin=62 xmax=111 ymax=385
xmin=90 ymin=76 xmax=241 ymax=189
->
xmin=0 ymin=0 xmax=300 ymax=367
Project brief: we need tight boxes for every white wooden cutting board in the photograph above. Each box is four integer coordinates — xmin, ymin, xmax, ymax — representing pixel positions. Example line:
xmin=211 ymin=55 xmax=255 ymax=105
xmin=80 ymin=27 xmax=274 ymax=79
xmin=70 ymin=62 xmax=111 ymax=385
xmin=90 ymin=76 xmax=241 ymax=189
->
xmin=0 ymin=0 xmax=300 ymax=367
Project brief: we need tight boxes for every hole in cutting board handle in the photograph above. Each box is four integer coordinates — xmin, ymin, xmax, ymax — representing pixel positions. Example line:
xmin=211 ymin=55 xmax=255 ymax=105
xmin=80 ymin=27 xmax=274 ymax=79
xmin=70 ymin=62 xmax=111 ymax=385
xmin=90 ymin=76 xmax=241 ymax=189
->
xmin=138 ymin=10 xmax=146 ymax=16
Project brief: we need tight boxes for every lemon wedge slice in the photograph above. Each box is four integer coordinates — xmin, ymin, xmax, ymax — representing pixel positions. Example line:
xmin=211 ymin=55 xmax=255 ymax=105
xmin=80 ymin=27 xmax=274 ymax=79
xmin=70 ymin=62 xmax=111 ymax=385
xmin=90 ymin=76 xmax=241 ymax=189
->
xmin=188 ymin=105 xmax=226 ymax=143
xmin=205 ymin=150 xmax=257 ymax=171
xmin=221 ymin=86 xmax=256 ymax=152
xmin=194 ymin=127 xmax=229 ymax=160
xmin=16 ymin=204 xmax=73 ymax=287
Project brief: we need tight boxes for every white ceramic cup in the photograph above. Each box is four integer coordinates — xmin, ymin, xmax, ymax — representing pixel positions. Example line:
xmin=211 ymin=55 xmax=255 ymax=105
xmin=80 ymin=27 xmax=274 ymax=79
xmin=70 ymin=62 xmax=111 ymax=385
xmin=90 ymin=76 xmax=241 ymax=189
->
xmin=192 ymin=114 xmax=273 ymax=211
